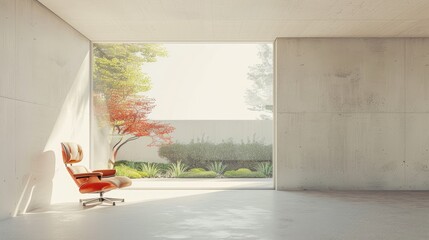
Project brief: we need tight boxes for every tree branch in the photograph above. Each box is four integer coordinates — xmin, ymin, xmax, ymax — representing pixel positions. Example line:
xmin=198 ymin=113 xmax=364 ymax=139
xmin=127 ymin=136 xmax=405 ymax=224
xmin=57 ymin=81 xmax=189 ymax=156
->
xmin=115 ymin=136 xmax=139 ymax=154
xmin=112 ymin=136 xmax=123 ymax=150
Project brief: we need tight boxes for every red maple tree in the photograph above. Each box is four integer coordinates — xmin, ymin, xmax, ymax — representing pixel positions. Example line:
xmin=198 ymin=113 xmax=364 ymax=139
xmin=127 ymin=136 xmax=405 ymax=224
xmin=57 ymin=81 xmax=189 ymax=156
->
xmin=95 ymin=91 xmax=174 ymax=168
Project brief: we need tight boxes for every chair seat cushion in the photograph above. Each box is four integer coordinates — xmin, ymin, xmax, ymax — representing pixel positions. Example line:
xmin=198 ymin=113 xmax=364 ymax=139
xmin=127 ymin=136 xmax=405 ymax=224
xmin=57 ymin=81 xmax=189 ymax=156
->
xmin=102 ymin=176 xmax=132 ymax=188
xmin=79 ymin=181 xmax=116 ymax=194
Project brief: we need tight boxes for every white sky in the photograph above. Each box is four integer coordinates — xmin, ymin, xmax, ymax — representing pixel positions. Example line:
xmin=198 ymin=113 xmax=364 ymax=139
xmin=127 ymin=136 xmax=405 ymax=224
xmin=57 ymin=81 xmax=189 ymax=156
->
xmin=141 ymin=43 xmax=270 ymax=120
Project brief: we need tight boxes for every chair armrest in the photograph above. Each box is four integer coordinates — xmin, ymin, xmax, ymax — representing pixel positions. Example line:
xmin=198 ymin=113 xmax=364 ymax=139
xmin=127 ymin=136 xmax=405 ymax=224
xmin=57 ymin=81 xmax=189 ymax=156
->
xmin=93 ymin=169 xmax=116 ymax=177
xmin=74 ymin=172 xmax=103 ymax=179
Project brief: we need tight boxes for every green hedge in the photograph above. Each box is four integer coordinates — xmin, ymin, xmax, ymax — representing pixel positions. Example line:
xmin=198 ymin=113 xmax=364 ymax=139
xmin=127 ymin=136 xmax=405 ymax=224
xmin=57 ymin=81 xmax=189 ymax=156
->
xmin=208 ymin=160 xmax=269 ymax=171
xmin=224 ymin=168 xmax=265 ymax=178
xmin=115 ymin=165 xmax=148 ymax=179
xmin=178 ymin=171 xmax=217 ymax=178
xmin=115 ymin=160 xmax=271 ymax=178
xmin=189 ymin=168 xmax=206 ymax=173
xmin=115 ymin=160 xmax=170 ymax=174
xmin=158 ymin=140 xmax=272 ymax=168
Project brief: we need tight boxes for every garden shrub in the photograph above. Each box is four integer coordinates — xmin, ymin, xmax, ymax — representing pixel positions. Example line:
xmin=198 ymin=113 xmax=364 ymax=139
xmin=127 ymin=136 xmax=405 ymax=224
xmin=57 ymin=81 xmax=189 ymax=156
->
xmin=133 ymin=162 xmax=145 ymax=171
xmin=115 ymin=160 xmax=136 ymax=168
xmin=189 ymin=168 xmax=205 ymax=173
xmin=215 ymin=160 xmax=269 ymax=171
xmin=158 ymin=138 xmax=272 ymax=168
xmin=256 ymin=162 xmax=273 ymax=177
xmin=158 ymin=163 xmax=170 ymax=173
xmin=167 ymin=161 xmax=188 ymax=178
xmin=113 ymin=160 xmax=270 ymax=178
xmin=224 ymin=169 xmax=265 ymax=178
xmin=115 ymin=165 xmax=142 ymax=179
xmin=138 ymin=171 xmax=149 ymax=178
xmin=178 ymin=171 xmax=217 ymax=178
xmin=115 ymin=160 xmax=170 ymax=175
xmin=207 ymin=161 xmax=227 ymax=175
xmin=141 ymin=162 xmax=160 ymax=177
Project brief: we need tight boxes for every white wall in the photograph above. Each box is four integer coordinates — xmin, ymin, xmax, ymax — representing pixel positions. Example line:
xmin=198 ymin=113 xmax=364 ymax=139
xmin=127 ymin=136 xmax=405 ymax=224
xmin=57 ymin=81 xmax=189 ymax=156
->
xmin=115 ymin=120 xmax=273 ymax=163
xmin=0 ymin=0 xmax=90 ymax=220
xmin=276 ymin=38 xmax=429 ymax=190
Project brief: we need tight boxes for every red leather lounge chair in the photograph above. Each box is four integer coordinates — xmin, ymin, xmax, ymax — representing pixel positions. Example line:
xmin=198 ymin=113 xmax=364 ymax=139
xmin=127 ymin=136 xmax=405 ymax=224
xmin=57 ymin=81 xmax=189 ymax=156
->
xmin=61 ymin=142 xmax=132 ymax=206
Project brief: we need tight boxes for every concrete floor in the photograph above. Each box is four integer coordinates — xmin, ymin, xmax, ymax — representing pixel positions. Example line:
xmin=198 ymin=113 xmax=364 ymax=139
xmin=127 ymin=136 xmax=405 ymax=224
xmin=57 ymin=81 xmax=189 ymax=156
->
xmin=129 ymin=178 xmax=274 ymax=190
xmin=0 ymin=190 xmax=428 ymax=240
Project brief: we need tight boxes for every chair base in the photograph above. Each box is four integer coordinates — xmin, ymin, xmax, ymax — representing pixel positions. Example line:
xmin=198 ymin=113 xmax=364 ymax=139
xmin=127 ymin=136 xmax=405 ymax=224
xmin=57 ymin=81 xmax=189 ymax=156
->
xmin=80 ymin=192 xmax=124 ymax=206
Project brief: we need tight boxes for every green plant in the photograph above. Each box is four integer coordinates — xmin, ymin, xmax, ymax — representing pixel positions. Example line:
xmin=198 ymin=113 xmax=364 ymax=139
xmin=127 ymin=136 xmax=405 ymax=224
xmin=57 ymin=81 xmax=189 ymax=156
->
xmin=154 ymin=163 xmax=170 ymax=174
xmin=189 ymin=168 xmax=205 ymax=173
xmin=115 ymin=165 xmax=142 ymax=179
xmin=158 ymin=138 xmax=272 ymax=168
xmin=115 ymin=161 xmax=171 ymax=174
xmin=138 ymin=171 xmax=149 ymax=178
xmin=115 ymin=160 xmax=136 ymax=168
xmin=178 ymin=171 xmax=217 ymax=178
xmin=141 ymin=162 xmax=160 ymax=177
xmin=166 ymin=161 xmax=188 ymax=178
xmin=256 ymin=162 xmax=273 ymax=177
xmin=207 ymin=161 xmax=227 ymax=175
xmin=224 ymin=169 xmax=265 ymax=178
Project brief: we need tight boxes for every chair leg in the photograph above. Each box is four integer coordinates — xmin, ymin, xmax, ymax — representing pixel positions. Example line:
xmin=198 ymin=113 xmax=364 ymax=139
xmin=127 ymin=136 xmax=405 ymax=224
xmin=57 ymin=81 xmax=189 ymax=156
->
xmin=104 ymin=197 xmax=125 ymax=202
xmin=80 ymin=192 xmax=125 ymax=206
xmin=82 ymin=198 xmax=102 ymax=206
xmin=79 ymin=197 xmax=99 ymax=203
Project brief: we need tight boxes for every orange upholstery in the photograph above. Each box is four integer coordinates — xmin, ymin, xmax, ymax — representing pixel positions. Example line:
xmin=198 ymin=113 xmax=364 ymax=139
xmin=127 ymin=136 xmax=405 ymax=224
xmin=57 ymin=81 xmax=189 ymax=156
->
xmin=79 ymin=181 xmax=116 ymax=194
xmin=61 ymin=142 xmax=132 ymax=195
xmin=93 ymin=169 xmax=116 ymax=177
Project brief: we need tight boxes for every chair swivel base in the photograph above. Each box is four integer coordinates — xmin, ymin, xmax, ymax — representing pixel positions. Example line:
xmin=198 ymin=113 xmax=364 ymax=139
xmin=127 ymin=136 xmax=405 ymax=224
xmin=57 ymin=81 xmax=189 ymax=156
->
xmin=80 ymin=192 xmax=125 ymax=206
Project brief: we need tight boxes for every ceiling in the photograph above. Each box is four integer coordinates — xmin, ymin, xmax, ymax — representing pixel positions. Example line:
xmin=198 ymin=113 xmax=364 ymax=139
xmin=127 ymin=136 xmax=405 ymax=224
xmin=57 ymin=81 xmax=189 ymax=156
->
xmin=39 ymin=0 xmax=429 ymax=42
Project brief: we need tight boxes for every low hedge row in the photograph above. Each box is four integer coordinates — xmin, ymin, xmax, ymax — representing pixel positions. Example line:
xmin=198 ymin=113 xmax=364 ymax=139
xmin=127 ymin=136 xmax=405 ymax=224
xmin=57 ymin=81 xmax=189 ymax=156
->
xmin=178 ymin=171 xmax=217 ymax=178
xmin=158 ymin=140 xmax=272 ymax=168
xmin=224 ymin=168 xmax=265 ymax=178
xmin=115 ymin=159 xmax=269 ymax=172
xmin=115 ymin=165 xmax=148 ymax=178
xmin=201 ymin=160 xmax=269 ymax=171
xmin=115 ymin=160 xmax=170 ymax=174
xmin=115 ymin=161 xmax=269 ymax=179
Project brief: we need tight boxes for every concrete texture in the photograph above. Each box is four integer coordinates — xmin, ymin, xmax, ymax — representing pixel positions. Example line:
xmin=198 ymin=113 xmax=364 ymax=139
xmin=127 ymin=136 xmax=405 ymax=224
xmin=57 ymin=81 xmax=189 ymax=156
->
xmin=0 ymin=0 xmax=90 ymax=220
xmin=276 ymin=38 xmax=429 ymax=190
xmin=0 ymin=190 xmax=428 ymax=240
xmin=38 ymin=0 xmax=429 ymax=41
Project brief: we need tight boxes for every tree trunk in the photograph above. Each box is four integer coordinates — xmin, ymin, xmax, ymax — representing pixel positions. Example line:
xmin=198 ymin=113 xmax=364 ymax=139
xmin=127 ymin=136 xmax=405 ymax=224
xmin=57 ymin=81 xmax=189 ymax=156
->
xmin=108 ymin=136 xmax=139 ymax=169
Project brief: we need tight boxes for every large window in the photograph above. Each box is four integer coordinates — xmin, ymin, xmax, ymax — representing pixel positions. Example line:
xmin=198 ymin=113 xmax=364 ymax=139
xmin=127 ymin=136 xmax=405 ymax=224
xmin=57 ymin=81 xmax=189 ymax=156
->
xmin=92 ymin=43 xmax=273 ymax=186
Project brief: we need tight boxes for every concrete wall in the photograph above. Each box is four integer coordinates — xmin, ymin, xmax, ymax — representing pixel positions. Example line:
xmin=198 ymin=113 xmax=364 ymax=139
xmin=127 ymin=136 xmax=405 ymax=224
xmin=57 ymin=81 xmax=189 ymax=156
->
xmin=0 ymin=0 xmax=90 ymax=220
xmin=115 ymin=120 xmax=273 ymax=163
xmin=276 ymin=38 xmax=429 ymax=190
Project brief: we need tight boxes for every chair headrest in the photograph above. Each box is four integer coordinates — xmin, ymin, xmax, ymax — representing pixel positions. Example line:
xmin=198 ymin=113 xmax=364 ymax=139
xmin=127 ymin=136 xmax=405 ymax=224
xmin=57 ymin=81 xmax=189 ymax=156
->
xmin=61 ymin=142 xmax=83 ymax=164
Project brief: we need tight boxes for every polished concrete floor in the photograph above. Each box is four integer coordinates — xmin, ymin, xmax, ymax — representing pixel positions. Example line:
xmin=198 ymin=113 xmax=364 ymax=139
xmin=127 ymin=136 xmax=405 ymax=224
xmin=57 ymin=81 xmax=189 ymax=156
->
xmin=0 ymin=190 xmax=428 ymax=240
xmin=129 ymin=178 xmax=274 ymax=190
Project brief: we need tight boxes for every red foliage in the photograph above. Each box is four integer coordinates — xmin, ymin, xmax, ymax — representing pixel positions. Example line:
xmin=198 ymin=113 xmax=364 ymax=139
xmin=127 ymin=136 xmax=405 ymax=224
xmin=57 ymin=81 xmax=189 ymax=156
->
xmin=94 ymin=91 xmax=174 ymax=167
xmin=106 ymin=92 xmax=174 ymax=146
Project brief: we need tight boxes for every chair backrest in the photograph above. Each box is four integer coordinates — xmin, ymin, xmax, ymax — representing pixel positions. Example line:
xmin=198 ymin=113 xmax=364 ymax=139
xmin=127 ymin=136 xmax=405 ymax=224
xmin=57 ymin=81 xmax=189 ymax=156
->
xmin=61 ymin=142 xmax=92 ymax=187
xmin=61 ymin=142 xmax=83 ymax=164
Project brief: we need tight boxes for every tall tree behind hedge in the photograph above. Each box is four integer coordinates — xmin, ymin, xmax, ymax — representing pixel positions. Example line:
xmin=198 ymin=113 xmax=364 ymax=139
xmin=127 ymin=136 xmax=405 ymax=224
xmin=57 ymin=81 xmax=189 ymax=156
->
xmin=93 ymin=43 xmax=173 ymax=168
xmin=245 ymin=44 xmax=273 ymax=120
xmin=93 ymin=43 xmax=167 ymax=99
